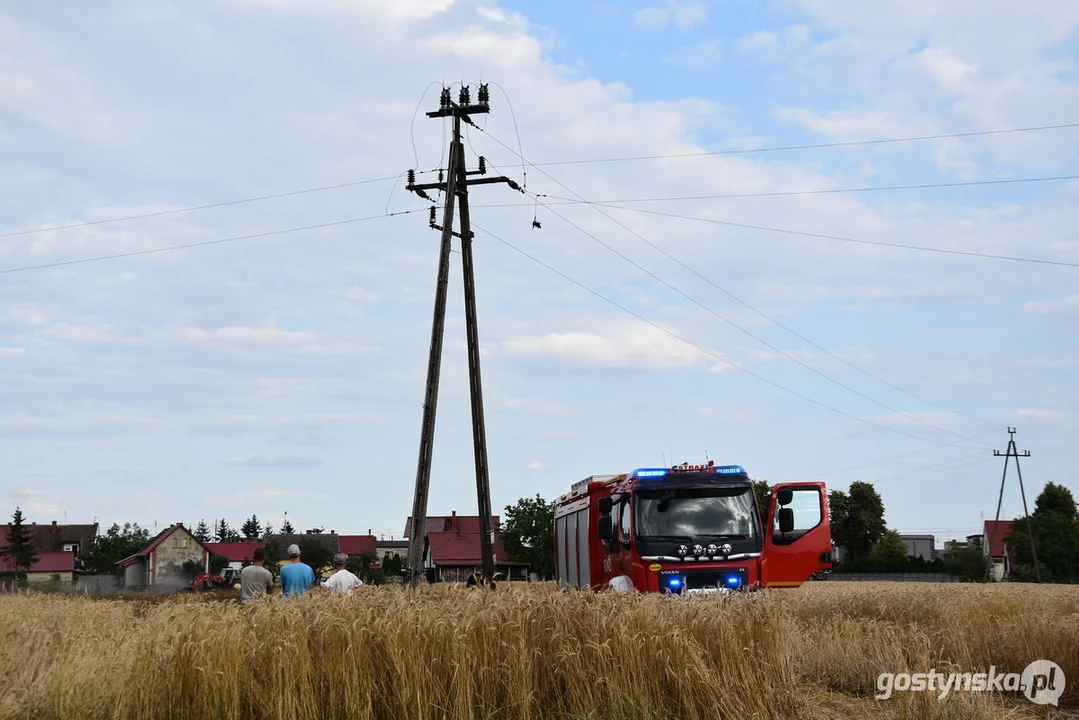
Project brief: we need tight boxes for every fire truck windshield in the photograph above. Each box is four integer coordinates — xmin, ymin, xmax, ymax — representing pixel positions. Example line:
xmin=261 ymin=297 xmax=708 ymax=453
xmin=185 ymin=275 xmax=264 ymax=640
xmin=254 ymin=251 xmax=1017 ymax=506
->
xmin=634 ymin=486 xmax=757 ymax=540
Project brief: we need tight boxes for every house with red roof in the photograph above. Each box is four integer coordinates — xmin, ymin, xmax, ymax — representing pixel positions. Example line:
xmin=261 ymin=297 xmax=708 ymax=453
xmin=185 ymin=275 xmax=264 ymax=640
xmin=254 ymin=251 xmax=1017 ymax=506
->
xmin=406 ymin=511 xmax=528 ymax=582
xmin=0 ymin=551 xmax=76 ymax=584
xmin=204 ymin=540 xmax=264 ymax=570
xmin=983 ymin=520 xmax=1015 ymax=581
xmin=116 ymin=523 xmax=211 ymax=588
xmin=2 ymin=521 xmax=98 ymax=560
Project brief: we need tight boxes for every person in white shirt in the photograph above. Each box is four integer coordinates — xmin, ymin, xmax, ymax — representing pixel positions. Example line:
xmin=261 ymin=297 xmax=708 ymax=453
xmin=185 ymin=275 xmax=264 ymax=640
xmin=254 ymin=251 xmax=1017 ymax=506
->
xmin=322 ymin=553 xmax=364 ymax=595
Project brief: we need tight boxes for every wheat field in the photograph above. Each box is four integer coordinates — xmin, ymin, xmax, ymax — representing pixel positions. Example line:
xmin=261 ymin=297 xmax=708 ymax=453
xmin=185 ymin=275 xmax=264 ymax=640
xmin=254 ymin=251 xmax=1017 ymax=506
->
xmin=0 ymin=582 xmax=1076 ymax=720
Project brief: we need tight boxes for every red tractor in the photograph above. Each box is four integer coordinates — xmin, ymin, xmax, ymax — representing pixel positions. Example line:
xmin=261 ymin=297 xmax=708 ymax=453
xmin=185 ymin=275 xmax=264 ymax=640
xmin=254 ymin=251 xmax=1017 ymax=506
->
xmin=187 ymin=568 xmax=242 ymax=591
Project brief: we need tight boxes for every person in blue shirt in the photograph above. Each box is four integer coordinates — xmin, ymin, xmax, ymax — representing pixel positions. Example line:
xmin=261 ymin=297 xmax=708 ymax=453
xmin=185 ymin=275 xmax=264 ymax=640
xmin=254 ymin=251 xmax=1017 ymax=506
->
xmin=279 ymin=543 xmax=315 ymax=597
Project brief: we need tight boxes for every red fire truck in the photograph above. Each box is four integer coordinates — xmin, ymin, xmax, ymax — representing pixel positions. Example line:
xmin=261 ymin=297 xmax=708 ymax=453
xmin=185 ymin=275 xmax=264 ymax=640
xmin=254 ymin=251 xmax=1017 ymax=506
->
xmin=554 ymin=461 xmax=832 ymax=593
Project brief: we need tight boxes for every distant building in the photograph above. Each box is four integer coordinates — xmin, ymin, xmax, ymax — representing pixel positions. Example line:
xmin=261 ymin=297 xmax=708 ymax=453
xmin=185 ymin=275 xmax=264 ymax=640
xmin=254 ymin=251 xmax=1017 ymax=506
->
xmin=2 ymin=521 xmax=98 ymax=560
xmin=898 ymin=534 xmax=935 ymax=561
xmin=375 ymin=538 xmax=409 ymax=561
xmin=405 ymin=511 xmax=528 ymax=582
xmin=204 ymin=540 xmax=264 ymax=570
xmin=0 ymin=551 xmax=76 ymax=584
xmin=116 ymin=523 xmax=211 ymax=588
xmin=982 ymin=520 xmax=1015 ymax=581
xmin=338 ymin=534 xmax=377 ymax=557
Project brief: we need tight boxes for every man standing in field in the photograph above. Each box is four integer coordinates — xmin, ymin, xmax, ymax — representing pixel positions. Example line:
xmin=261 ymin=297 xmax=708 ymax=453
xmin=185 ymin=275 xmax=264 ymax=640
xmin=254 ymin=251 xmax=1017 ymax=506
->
xmin=279 ymin=543 xmax=315 ymax=598
xmin=239 ymin=547 xmax=274 ymax=605
xmin=321 ymin=553 xmax=364 ymax=595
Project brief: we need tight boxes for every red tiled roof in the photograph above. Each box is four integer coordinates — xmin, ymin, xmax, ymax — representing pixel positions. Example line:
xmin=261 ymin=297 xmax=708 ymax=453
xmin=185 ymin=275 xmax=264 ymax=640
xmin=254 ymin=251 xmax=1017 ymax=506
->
xmin=116 ymin=523 xmax=210 ymax=567
xmin=984 ymin=520 xmax=1014 ymax=558
xmin=404 ymin=514 xmax=501 ymax=539
xmin=338 ymin=535 xmax=376 ymax=555
xmin=0 ymin=551 xmax=75 ymax=574
xmin=425 ymin=531 xmax=526 ymax=566
xmin=204 ymin=540 xmax=263 ymax=563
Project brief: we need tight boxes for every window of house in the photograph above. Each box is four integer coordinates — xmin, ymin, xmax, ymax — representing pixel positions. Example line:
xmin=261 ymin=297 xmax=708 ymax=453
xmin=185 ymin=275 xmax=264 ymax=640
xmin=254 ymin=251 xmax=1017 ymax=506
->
xmin=63 ymin=543 xmax=77 ymax=553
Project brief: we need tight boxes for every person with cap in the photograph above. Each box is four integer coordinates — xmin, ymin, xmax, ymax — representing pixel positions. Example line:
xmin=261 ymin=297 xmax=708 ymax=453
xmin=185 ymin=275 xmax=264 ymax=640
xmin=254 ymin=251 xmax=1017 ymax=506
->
xmin=279 ymin=543 xmax=315 ymax=598
xmin=321 ymin=552 xmax=364 ymax=596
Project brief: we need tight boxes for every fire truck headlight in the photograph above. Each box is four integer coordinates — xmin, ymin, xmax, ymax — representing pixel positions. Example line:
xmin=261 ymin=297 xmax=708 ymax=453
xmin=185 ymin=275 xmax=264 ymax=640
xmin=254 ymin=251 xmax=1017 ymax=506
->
xmin=724 ymin=574 xmax=742 ymax=589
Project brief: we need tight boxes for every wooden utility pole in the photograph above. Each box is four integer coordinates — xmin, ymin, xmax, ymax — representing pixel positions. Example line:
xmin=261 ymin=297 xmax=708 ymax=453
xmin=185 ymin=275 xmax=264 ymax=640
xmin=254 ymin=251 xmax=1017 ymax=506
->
xmin=404 ymin=84 xmax=520 ymax=588
xmin=986 ymin=427 xmax=1041 ymax=582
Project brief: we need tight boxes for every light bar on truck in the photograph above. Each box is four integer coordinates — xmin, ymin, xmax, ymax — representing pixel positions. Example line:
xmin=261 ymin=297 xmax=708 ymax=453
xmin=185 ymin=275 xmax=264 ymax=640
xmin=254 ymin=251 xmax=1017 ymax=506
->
xmin=632 ymin=464 xmax=747 ymax=479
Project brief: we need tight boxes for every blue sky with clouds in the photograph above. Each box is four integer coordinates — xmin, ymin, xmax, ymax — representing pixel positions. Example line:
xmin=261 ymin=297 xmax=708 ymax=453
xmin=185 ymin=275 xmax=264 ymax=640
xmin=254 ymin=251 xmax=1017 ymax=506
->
xmin=1 ymin=0 xmax=1076 ymax=544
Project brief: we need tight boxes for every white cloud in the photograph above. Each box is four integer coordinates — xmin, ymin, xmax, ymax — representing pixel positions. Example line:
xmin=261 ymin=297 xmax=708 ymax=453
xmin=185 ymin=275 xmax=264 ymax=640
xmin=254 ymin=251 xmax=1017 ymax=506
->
xmin=225 ymin=451 xmax=323 ymax=467
xmin=739 ymin=31 xmax=778 ymax=51
xmin=633 ymin=1 xmax=707 ymax=31
xmin=527 ymin=459 xmax=545 ymax=471
xmin=0 ymin=348 xmax=25 ymax=357
xmin=664 ymin=40 xmax=722 ymax=68
xmin=499 ymin=323 xmax=721 ymax=371
xmin=1022 ymin=295 xmax=1079 ymax=317
xmin=633 ymin=6 xmax=669 ymax=30
xmin=1016 ymin=409 xmax=1076 ymax=428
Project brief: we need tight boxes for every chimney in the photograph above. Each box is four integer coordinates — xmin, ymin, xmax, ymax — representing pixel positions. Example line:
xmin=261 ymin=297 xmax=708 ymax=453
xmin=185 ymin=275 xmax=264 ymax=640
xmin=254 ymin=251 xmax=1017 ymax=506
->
xmin=51 ymin=520 xmax=57 ymax=533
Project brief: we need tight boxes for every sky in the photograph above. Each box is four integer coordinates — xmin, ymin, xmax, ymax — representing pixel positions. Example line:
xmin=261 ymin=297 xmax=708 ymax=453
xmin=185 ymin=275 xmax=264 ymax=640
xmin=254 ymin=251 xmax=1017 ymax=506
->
xmin=0 ymin=0 xmax=1076 ymax=546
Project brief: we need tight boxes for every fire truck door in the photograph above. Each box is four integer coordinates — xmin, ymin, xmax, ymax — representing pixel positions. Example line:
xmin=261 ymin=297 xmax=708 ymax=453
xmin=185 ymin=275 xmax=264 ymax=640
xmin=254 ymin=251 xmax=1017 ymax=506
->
xmin=761 ymin=483 xmax=832 ymax=588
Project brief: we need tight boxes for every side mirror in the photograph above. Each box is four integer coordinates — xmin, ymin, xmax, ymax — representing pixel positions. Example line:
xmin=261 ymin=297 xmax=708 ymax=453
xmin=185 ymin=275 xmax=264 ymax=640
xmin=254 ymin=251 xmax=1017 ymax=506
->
xmin=776 ymin=488 xmax=793 ymax=506
xmin=597 ymin=515 xmax=613 ymax=540
xmin=778 ymin=507 xmax=794 ymax=534
xmin=598 ymin=497 xmax=613 ymax=514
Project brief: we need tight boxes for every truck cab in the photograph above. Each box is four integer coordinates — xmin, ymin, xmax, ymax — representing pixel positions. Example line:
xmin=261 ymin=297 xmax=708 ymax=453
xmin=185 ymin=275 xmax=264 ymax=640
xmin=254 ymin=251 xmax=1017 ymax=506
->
xmin=554 ymin=462 xmax=832 ymax=593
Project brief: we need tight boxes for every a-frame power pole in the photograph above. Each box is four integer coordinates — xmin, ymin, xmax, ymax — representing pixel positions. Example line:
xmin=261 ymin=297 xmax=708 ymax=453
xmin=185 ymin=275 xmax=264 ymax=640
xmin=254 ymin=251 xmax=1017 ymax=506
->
xmin=985 ymin=427 xmax=1041 ymax=582
xmin=404 ymin=84 xmax=520 ymax=588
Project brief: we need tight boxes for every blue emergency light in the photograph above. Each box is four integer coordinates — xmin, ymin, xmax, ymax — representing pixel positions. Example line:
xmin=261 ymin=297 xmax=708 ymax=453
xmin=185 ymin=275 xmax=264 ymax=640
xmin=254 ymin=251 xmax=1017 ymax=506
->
xmin=724 ymin=574 xmax=741 ymax=588
xmin=666 ymin=576 xmax=682 ymax=589
xmin=636 ymin=469 xmax=668 ymax=478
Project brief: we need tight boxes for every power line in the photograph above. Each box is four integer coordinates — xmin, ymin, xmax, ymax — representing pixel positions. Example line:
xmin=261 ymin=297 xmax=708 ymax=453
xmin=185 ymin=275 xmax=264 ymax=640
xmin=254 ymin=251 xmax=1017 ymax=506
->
xmin=798 ymin=427 xmax=1002 ymax=481
xmin=524 ymin=193 xmax=989 ymax=446
xmin=526 ymin=122 xmax=1079 ymax=167
xmin=0 ymin=209 xmax=424 ymax=275
xmin=472 ymin=220 xmax=978 ymax=447
xmin=0 ymin=174 xmax=406 ymax=240
xmin=476 ymin=138 xmax=997 ymax=445
xmin=871 ymin=452 xmax=995 ymax=485
xmin=477 ymin=173 xmax=1079 ymax=207
xmin=595 ymin=205 xmax=1079 ymax=269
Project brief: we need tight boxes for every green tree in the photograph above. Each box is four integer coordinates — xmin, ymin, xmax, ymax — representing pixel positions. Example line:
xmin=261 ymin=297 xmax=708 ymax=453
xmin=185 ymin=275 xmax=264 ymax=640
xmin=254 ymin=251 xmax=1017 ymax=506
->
xmin=873 ymin=529 xmax=910 ymax=563
xmin=1006 ymin=482 xmax=1079 ymax=583
xmin=208 ymin=553 xmax=230 ymax=575
xmin=297 ymin=537 xmax=334 ymax=576
xmin=262 ymin=536 xmax=282 ymax=579
xmin=83 ymin=522 xmax=152 ymax=574
xmin=0 ymin=508 xmax=40 ymax=583
xmin=381 ymin=552 xmax=405 ymax=579
xmin=752 ymin=480 xmax=771 ymax=529
xmin=215 ymin=519 xmax=240 ymax=543
xmin=829 ymin=482 xmax=885 ymax=562
xmin=346 ymin=550 xmax=382 ymax=584
xmin=281 ymin=518 xmax=295 ymax=535
xmin=241 ymin=514 xmax=262 ymax=540
xmin=192 ymin=519 xmax=212 ymax=543
xmin=503 ymin=494 xmax=555 ymax=579
xmin=942 ymin=543 xmax=989 ymax=582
